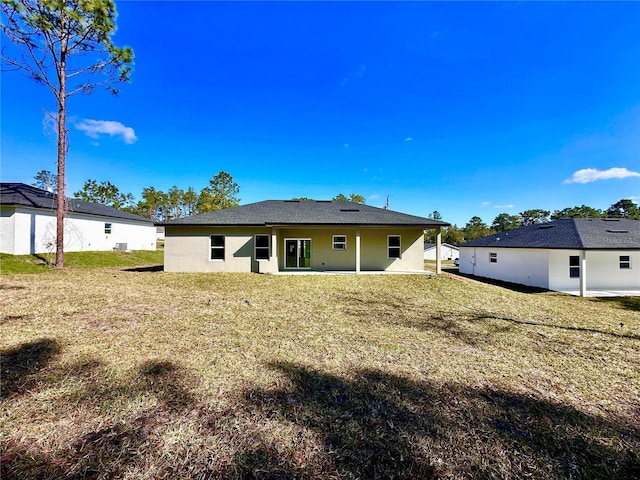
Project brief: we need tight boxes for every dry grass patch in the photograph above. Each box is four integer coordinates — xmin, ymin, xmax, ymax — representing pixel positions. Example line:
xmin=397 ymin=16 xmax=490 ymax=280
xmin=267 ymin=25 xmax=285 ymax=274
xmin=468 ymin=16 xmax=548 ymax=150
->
xmin=1 ymin=270 xmax=639 ymax=479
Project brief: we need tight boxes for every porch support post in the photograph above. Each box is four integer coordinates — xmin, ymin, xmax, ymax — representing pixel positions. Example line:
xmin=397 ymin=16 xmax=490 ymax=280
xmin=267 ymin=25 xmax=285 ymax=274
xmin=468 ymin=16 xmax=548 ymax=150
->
xmin=580 ymin=250 xmax=587 ymax=297
xmin=435 ymin=228 xmax=442 ymax=274
xmin=271 ymin=227 xmax=278 ymax=273
xmin=355 ymin=229 xmax=361 ymax=274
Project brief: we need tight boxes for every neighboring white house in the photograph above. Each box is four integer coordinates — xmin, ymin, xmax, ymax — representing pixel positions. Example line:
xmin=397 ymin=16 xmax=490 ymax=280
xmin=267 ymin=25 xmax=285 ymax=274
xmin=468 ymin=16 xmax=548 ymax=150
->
xmin=459 ymin=218 xmax=640 ymax=297
xmin=159 ymin=200 xmax=449 ymax=274
xmin=1 ymin=183 xmax=156 ymax=255
xmin=424 ymin=242 xmax=459 ymax=261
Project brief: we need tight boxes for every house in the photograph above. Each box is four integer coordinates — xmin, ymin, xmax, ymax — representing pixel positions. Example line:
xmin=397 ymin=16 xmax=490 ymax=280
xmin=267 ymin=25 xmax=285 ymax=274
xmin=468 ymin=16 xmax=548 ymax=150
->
xmin=459 ymin=218 xmax=640 ymax=296
xmin=159 ymin=200 xmax=449 ymax=273
xmin=424 ymin=242 xmax=459 ymax=261
xmin=0 ymin=183 xmax=156 ymax=254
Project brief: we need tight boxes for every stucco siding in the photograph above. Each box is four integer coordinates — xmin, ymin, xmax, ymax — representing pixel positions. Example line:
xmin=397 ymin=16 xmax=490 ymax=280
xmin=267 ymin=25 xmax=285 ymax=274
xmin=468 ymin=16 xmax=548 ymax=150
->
xmin=164 ymin=225 xmax=426 ymax=273
xmin=459 ymin=247 xmax=550 ymax=288
xmin=548 ymin=250 xmax=583 ymax=291
xmin=1 ymin=207 xmax=155 ymax=255
xmin=1 ymin=207 xmax=16 ymax=254
xmin=582 ymin=251 xmax=639 ymax=290
xmin=360 ymin=228 xmax=425 ymax=271
xmin=164 ymin=226 xmax=274 ymax=273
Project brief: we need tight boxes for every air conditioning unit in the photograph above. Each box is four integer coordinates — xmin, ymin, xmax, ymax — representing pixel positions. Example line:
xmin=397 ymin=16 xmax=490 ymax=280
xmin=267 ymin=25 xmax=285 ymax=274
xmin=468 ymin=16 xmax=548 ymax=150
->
xmin=115 ymin=243 xmax=128 ymax=251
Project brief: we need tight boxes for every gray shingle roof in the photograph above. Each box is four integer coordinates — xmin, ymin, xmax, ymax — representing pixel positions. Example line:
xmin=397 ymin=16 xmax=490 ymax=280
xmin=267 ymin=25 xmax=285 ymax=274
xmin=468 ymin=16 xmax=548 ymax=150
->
xmin=1 ymin=183 xmax=153 ymax=223
xmin=460 ymin=218 xmax=640 ymax=250
xmin=160 ymin=200 xmax=449 ymax=228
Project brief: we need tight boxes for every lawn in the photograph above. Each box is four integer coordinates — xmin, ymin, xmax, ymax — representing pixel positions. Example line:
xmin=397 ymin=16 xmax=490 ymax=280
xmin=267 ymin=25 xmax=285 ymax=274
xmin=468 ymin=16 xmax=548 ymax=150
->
xmin=1 ymin=267 xmax=639 ymax=479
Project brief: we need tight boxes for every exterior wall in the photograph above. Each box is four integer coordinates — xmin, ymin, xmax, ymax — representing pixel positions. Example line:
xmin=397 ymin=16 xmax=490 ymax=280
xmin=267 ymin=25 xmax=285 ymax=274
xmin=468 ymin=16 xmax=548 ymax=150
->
xmin=360 ymin=227 xmax=425 ymax=271
xmin=549 ymin=250 xmax=640 ymax=291
xmin=164 ymin=226 xmax=275 ymax=273
xmin=459 ymin=246 xmax=550 ymax=289
xmin=424 ymin=244 xmax=459 ymax=260
xmin=0 ymin=207 xmax=16 ymax=254
xmin=1 ymin=206 xmax=155 ymax=255
xmin=164 ymin=225 xmax=427 ymax=273
xmin=461 ymin=247 xmax=640 ymax=292
xmin=548 ymin=249 xmax=584 ymax=292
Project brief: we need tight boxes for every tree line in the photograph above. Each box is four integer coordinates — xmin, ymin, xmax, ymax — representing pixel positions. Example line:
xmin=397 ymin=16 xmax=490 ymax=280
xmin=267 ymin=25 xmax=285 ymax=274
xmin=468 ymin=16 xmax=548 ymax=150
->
xmin=426 ymin=200 xmax=640 ymax=245
xmin=33 ymin=169 xmax=240 ymax=222
xmin=33 ymin=170 xmax=369 ymax=221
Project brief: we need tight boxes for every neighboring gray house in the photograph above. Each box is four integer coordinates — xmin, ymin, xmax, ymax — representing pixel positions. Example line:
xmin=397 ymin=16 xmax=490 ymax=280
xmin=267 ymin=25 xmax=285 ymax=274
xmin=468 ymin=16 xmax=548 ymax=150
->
xmin=459 ymin=218 xmax=640 ymax=296
xmin=1 ymin=183 xmax=156 ymax=254
xmin=424 ymin=242 xmax=459 ymax=261
xmin=159 ymin=200 xmax=449 ymax=273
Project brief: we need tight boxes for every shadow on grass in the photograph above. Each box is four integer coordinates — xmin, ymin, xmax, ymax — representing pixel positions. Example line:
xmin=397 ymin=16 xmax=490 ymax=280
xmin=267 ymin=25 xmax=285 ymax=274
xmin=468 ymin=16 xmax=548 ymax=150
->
xmin=470 ymin=313 xmax=640 ymax=341
xmin=598 ymin=296 xmax=640 ymax=312
xmin=0 ymin=285 xmax=27 ymax=290
xmin=449 ymin=271 xmax=552 ymax=294
xmin=1 ymin=356 xmax=196 ymax=479
xmin=2 ymin=359 xmax=639 ymax=479
xmin=236 ymin=362 xmax=640 ymax=479
xmin=0 ymin=338 xmax=61 ymax=398
xmin=123 ymin=264 xmax=164 ymax=272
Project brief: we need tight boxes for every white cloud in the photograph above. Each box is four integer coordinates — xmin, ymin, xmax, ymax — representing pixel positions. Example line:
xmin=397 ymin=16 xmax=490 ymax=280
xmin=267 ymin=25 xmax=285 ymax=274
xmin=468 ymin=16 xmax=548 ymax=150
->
xmin=564 ymin=167 xmax=640 ymax=184
xmin=369 ymin=194 xmax=380 ymax=200
xmin=404 ymin=137 xmax=413 ymax=142
xmin=75 ymin=119 xmax=137 ymax=144
xmin=494 ymin=204 xmax=514 ymax=209
xmin=481 ymin=201 xmax=491 ymax=207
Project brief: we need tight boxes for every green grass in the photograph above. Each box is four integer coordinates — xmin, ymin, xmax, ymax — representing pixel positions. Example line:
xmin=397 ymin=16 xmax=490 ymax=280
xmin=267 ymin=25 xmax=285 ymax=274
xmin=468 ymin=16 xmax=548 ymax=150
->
xmin=1 ymin=270 xmax=638 ymax=479
xmin=0 ymin=250 xmax=164 ymax=274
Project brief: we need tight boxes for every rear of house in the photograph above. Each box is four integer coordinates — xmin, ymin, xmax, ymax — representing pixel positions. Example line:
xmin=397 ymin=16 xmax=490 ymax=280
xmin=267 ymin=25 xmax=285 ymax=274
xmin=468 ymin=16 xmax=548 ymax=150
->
xmin=161 ymin=200 xmax=449 ymax=273
xmin=459 ymin=218 xmax=640 ymax=296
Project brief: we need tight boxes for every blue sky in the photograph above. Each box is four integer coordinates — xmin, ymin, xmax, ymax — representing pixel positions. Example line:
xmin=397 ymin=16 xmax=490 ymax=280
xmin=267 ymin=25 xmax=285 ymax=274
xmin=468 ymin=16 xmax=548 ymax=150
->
xmin=2 ymin=1 xmax=639 ymax=226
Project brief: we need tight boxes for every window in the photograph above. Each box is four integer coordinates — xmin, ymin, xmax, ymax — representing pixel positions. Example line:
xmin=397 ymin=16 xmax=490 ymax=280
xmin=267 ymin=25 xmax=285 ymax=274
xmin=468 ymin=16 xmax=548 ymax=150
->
xmin=620 ymin=255 xmax=631 ymax=269
xmin=104 ymin=223 xmax=112 ymax=234
xmin=569 ymin=255 xmax=580 ymax=278
xmin=489 ymin=252 xmax=497 ymax=263
xmin=210 ymin=235 xmax=225 ymax=260
xmin=333 ymin=235 xmax=347 ymax=250
xmin=388 ymin=235 xmax=401 ymax=259
xmin=255 ymin=235 xmax=270 ymax=260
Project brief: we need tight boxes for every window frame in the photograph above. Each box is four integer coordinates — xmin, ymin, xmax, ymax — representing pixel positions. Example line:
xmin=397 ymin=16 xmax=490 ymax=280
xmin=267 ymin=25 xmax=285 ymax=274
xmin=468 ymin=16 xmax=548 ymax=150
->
xmin=332 ymin=235 xmax=347 ymax=251
xmin=104 ymin=223 xmax=112 ymax=235
xmin=210 ymin=234 xmax=225 ymax=261
xmin=620 ymin=255 xmax=631 ymax=269
xmin=489 ymin=252 xmax=497 ymax=263
xmin=255 ymin=234 xmax=270 ymax=260
xmin=387 ymin=235 xmax=401 ymax=259
xmin=569 ymin=255 xmax=580 ymax=278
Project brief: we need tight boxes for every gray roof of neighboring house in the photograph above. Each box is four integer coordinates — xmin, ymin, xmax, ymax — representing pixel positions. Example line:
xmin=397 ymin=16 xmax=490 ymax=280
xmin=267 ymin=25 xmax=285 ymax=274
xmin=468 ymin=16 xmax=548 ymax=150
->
xmin=160 ymin=200 xmax=450 ymax=228
xmin=0 ymin=183 xmax=153 ymax=223
xmin=460 ymin=218 xmax=640 ymax=250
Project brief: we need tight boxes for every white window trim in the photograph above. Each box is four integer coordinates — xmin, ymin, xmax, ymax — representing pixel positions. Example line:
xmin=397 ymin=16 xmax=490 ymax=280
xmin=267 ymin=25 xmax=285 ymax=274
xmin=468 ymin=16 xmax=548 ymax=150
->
xmin=489 ymin=252 xmax=497 ymax=263
xmin=210 ymin=234 xmax=225 ymax=261
xmin=332 ymin=235 xmax=347 ymax=251
xmin=104 ymin=223 xmax=112 ymax=235
xmin=255 ymin=234 xmax=270 ymax=260
xmin=387 ymin=235 xmax=401 ymax=259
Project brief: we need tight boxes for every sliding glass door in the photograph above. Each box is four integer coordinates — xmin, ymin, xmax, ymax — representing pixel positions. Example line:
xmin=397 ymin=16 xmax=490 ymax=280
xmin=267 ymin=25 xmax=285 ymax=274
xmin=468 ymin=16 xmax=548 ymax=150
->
xmin=285 ymin=239 xmax=311 ymax=269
